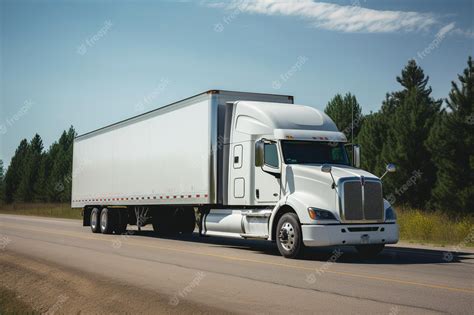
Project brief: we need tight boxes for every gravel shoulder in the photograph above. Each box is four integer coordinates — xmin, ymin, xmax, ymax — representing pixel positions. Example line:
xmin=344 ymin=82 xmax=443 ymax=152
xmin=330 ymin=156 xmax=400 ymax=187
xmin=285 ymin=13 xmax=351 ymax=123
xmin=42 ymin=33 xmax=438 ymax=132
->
xmin=0 ymin=251 xmax=225 ymax=314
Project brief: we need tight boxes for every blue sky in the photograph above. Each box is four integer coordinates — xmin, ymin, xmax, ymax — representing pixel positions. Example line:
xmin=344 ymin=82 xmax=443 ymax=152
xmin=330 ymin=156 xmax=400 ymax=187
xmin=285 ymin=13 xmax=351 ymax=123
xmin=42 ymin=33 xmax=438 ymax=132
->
xmin=1 ymin=0 xmax=473 ymax=167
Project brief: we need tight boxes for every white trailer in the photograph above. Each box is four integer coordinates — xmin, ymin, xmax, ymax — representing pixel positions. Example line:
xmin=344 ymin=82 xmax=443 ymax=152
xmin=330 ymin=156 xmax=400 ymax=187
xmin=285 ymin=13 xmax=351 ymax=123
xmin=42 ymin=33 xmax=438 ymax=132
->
xmin=72 ymin=90 xmax=399 ymax=258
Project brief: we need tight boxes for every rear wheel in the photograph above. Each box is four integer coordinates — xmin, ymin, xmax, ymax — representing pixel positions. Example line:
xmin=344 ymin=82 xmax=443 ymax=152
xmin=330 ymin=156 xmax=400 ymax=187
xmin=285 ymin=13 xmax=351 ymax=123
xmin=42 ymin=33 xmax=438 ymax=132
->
xmin=90 ymin=208 xmax=101 ymax=233
xmin=100 ymin=208 xmax=115 ymax=234
xmin=276 ymin=213 xmax=304 ymax=259
xmin=355 ymin=244 xmax=385 ymax=258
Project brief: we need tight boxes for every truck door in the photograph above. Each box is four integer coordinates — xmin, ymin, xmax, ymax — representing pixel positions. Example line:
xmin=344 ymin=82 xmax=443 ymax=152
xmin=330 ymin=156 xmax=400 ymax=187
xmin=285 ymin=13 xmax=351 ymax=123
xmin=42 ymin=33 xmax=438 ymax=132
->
xmin=254 ymin=142 xmax=281 ymax=203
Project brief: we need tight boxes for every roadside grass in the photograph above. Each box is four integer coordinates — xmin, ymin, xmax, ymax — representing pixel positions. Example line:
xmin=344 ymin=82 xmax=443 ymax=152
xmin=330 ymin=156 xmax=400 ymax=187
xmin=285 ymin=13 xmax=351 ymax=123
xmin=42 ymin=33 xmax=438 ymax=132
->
xmin=397 ymin=208 xmax=473 ymax=247
xmin=0 ymin=203 xmax=81 ymax=220
xmin=0 ymin=286 xmax=36 ymax=314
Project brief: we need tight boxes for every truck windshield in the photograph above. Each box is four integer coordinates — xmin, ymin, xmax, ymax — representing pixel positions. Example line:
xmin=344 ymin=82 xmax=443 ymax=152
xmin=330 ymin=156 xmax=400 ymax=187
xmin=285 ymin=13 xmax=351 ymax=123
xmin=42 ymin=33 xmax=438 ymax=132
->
xmin=281 ymin=141 xmax=350 ymax=165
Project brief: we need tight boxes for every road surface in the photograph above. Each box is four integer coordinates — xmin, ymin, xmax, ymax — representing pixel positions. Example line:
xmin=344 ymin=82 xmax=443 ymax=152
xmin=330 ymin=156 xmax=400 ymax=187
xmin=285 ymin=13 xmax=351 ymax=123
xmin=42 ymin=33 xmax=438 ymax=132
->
xmin=0 ymin=214 xmax=473 ymax=314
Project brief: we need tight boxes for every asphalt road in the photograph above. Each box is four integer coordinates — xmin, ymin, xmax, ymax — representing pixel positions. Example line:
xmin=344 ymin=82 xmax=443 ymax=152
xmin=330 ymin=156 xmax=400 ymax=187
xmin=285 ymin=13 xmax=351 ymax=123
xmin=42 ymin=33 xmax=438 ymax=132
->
xmin=1 ymin=214 xmax=473 ymax=314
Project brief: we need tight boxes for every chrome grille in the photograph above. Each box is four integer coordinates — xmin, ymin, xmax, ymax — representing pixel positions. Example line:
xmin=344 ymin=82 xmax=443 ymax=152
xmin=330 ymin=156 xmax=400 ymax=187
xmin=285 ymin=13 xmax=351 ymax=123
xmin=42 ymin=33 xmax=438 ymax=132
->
xmin=343 ymin=182 xmax=363 ymax=220
xmin=341 ymin=179 xmax=384 ymax=222
xmin=363 ymin=181 xmax=384 ymax=220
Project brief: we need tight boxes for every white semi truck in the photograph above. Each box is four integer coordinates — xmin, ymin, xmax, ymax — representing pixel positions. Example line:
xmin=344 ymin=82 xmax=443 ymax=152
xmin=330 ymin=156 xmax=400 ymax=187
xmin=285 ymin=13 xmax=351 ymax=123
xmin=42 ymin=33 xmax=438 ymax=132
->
xmin=72 ymin=90 xmax=399 ymax=258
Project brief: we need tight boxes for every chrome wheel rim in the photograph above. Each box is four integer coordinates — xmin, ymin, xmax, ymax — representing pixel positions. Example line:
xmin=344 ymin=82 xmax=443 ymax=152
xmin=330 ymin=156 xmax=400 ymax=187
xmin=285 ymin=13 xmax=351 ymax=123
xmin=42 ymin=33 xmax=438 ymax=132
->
xmin=91 ymin=211 xmax=98 ymax=229
xmin=279 ymin=222 xmax=295 ymax=251
xmin=100 ymin=210 xmax=107 ymax=231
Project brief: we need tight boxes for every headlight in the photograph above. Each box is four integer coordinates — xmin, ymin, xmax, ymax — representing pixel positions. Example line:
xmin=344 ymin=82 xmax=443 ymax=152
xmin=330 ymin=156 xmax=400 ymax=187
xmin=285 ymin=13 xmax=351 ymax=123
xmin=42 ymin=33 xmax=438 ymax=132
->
xmin=385 ymin=206 xmax=397 ymax=221
xmin=307 ymin=207 xmax=337 ymax=221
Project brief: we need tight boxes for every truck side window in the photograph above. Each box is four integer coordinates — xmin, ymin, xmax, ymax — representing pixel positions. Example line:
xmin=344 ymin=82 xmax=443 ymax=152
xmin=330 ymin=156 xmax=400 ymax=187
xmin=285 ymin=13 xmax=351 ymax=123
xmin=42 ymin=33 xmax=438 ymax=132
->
xmin=264 ymin=143 xmax=279 ymax=168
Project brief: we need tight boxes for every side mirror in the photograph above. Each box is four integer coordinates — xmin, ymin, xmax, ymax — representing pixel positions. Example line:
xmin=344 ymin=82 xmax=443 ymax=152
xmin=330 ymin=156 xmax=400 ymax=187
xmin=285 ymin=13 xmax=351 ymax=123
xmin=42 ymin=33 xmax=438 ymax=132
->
xmin=255 ymin=140 xmax=264 ymax=167
xmin=321 ymin=164 xmax=336 ymax=189
xmin=386 ymin=163 xmax=396 ymax=173
xmin=380 ymin=163 xmax=396 ymax=179
xmin=321 ymin=164 xmax=332 ymax=173
xmin=353 ymin=145 xmax=360 ymax=168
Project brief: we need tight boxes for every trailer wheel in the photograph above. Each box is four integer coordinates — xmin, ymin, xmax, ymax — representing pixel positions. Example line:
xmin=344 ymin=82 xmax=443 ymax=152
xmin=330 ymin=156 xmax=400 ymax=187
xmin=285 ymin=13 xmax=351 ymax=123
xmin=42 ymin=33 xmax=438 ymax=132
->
xmin=355 ymin=244 xmax=385 ymax=258
xmin=100 ymin=208 xmax=115 ymax=234
xmin=276 ymin=213 xmax=304 ymax=259
xmin=90 ymin=208 xmax=101 ymax=233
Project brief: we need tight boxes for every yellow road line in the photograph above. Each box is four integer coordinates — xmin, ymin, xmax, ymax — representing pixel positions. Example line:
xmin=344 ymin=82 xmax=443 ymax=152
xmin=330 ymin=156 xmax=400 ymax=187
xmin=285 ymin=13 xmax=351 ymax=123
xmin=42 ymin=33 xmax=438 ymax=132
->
xmin=3 ymin=222 xmax=474 ymax=294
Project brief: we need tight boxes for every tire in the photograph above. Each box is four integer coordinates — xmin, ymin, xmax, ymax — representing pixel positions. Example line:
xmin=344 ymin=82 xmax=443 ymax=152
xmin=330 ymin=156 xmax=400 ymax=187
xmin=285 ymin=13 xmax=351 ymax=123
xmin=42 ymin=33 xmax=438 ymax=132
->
xmin=355 ymin=244 xmax=385 ymax=258
xmin=114 ymin=209 xmax=128 ymax=234
xmin=100 ymin=208 xmax=115 ymax=234
xmin=276 ymin=213 xmax=304 ymax=259
xmin=90 ymin=207 xmax=101 ymax=233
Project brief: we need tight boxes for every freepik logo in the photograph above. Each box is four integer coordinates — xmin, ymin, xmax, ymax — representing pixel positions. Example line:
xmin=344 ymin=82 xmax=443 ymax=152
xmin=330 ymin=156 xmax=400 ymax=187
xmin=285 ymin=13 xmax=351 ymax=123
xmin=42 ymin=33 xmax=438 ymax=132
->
xmin=272 ymin=56 xmax=308 ymax=90
xmin=386 ymin=170 xmax=422 ymax=204
xmin=0 ymin=99 xmax=33 ymax=136
xmin=213 ymin=0 xmax=249 ymax=32
xmin=134 ymin=78 xmax=171 ymax=112
xmin=77 ymin=20 xmax=113 ymax=56
xmin=169 ymin=271 xmax=206 ymax=306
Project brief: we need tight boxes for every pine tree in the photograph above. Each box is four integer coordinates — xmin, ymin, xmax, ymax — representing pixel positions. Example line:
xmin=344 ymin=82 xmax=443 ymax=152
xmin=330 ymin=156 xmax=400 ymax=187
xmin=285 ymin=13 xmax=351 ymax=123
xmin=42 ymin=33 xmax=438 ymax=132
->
xmin=381 ymin=60 xmax=441 ymax=208
xmin=357 ymin=112 xmax=386 ymax=176
xmin=427 ymin=56 xmax=474 ymax=213
xmin=47 ymin=126 xmax=76 ymax=202
xmin=16 ymin=134 xmax=44 ymax=202
xmin=5 ymin=139 xmax=29 ymax=203
xmin=324 ymin=93 xmax=363 ymax=142
xmin=0 ymin=159 xmax=5 ymax=203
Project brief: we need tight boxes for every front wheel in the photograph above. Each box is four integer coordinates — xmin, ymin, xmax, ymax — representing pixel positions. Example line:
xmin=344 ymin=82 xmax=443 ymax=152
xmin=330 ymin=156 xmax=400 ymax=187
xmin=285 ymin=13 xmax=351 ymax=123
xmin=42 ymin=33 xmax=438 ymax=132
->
xmin=276 ymin=213 xmax=304 ymax=259
xmin=355 ymin=244 xmax=385 ymax=258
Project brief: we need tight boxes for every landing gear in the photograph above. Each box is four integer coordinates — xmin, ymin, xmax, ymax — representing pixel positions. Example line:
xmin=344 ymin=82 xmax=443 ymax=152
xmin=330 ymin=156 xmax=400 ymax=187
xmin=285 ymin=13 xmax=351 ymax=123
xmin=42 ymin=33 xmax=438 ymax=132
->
xmin=134 ymin=206 xmax=151 ymax=232
xmin=276 ymin=213 xmax=304 ymax=259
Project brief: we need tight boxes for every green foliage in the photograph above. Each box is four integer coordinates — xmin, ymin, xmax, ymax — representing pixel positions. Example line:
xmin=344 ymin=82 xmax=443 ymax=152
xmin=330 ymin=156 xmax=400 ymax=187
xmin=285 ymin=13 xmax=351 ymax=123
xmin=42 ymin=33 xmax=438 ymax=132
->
xmin=2 ymin=126 xmax=75 ymax=204
xmin=358 ymin=60 xmax=442 ymax=209
xmin=358 ymin=112 xmax=386 ymax=176
xmin=427 ymin=57 xmax=474 ymax=214
xmin=16 ymin=134 xmax=44 ymax=202
xmin=4 ymin=139 xmax=29 ymax=203
xmin=324 ymin=93 xmax=363 ymax=142
xmin=0 ymin=160 xmax=4 ymax=203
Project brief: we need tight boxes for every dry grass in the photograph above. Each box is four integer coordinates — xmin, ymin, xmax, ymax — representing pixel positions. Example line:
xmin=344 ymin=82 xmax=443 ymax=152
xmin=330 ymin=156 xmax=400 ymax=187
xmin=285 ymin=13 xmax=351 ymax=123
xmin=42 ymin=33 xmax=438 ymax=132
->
xmin=0 ymin=286 xmax=36 ymax=314
xmin=0 ymin=203 xmax=81 ymax=220
xmin=397 ymin=207 xmax=473 ymax=247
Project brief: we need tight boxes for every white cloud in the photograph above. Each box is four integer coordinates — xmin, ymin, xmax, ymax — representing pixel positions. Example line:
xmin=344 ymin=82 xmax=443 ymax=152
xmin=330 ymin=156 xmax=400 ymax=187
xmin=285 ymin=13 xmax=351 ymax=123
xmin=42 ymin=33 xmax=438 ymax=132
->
xmin=452 ymin=28 xmax=474 ymax=39
xmin=436 ymin=22 xmax=455 ymax=38
xmin=210 ymin=0 xmax=438 ymax=34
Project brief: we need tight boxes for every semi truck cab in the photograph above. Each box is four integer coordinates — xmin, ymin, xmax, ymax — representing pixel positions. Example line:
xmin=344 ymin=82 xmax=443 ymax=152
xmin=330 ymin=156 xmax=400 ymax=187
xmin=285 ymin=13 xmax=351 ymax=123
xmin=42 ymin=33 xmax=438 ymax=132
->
xmin=203 ymin=100 xmax=399 ymax=258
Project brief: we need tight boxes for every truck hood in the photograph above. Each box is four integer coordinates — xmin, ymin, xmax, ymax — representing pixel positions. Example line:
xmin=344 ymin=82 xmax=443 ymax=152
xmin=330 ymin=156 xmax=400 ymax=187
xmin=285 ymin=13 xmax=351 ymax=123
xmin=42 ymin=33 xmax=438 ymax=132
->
xmin=283 ymin=164 xmax=382 ymax=223
xmin=287 ymin=164 xmax=379 ymax=186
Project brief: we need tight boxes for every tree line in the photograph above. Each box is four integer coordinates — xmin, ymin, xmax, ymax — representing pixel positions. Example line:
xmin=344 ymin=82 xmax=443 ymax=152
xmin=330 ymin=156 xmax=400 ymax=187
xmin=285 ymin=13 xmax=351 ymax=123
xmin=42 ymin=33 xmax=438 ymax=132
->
xmin=325 ymin=57 xmax=473 ymax=214
xmin=0 ymin=57 xmax=472 ymax=214
xmin=0 ymin=126 xmax=75 ymax=203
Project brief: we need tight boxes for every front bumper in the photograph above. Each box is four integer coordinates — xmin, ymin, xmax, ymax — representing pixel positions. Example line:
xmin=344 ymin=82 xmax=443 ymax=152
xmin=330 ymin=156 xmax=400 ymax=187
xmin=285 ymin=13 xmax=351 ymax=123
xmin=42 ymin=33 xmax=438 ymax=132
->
xmin=302 ymin=223 xmax=399 ymax=247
